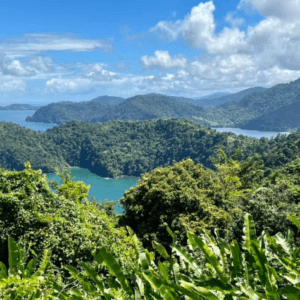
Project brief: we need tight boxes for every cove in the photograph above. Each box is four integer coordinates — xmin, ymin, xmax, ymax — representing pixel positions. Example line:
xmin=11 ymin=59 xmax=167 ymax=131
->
xmin=43 ymin=167 xmax=139 ymax=214
xmin=1 ymin=110 xmax=291 ymax=214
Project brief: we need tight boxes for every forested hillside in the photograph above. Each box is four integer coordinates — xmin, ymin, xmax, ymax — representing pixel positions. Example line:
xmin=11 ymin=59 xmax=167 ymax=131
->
xmin=1 ymin=146 xmax=300 ymax=298
xmin=1 ymin=119 xmax=299 ymax=179
xmin=25 ymin=77 xmax=300 ymax=131
xmin=26 ymin=94 xmax=215 ymax=126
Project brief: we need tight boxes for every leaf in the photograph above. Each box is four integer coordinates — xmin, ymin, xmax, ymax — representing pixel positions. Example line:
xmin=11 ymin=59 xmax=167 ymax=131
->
xmin=95 ymin=247 xmax=133 ymax=296
xmin=0 ymin=261 xmax=8 ymax=279
xmin=188 ymin=232 xmax=229 ymax=284
xmin=281 ymin=286 xmax=300 ymax=300
xmin=152 ymin=241 xmax=170 ymax=259
xmin=249 ymin=240 xmax=268 ymax=286
xmin=287 ymin=215 xmax=300 ymax=232
xmin=81 ymin=262 xmax=113 ymax=300
xmin=8 ymin=236 xmax=19 ymax=276
xmin=243 ymin=214 xmax=256 ymax=253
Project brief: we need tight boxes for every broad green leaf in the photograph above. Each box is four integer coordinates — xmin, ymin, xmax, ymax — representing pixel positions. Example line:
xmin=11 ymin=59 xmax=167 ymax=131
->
xmin=229 ymin=240 xmax=243 ymax=278
xmin=8 ymin=236 xmax=19 ymax=275
xmin=243 ymin=214 xmax=256 ymax=253
xmin=250 ymin=240 xmax=268 ymax=286
xmin=81 ymin=262 xmax=113 ymax=300
xmin=0 ymin=261 xmax=8 ymax=279
xmin=152 ymin=241 xmax=170 ymax=259
xmin=287 ymin=215 xmax=300 ymax=231
xmin=240 ymin=283 xmax=264 ymax=300
xmin=281 ymin=286 xmax=300 ymax=300
xmin=95 ymin=247 xmax=133 ymax=296
xmin=171 ymin=242 xmax=204 ymax=277
xmin=180 ymin=281 xmax=224 ymax=300
xmin=188 ymin=232 xmax=229 ymax=284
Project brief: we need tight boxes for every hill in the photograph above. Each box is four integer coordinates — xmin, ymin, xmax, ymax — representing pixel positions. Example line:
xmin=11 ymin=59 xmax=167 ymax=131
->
xmin=239 ymin=99 xmax=300 ymax=131
xmin=25 ymin=101 xmax=112 ymax=125
xmin=0 ymin=103 xmax=42 ymax=110
xmin=1 ymin=119 xmax=300 ymax=179
xmin=87 ymin=95 xmax=124 ymax=105
xmin=26 ymin=93 xmax=215 ymax=127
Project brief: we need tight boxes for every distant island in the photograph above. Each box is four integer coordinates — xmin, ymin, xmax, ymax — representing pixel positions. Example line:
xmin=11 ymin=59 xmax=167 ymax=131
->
xmin=0 ymin=104 xmax=42 ymax=110
xmin=24 ymin=77 xmax=300 ymax=131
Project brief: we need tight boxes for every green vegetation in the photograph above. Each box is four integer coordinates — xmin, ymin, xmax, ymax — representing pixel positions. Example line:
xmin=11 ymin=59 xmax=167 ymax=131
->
xmin=26 ymin=94 xmax=213 ymax=126
xmin=1 ymin=118 xmax=300 ymax=179
xmin=25 ymin=77 xmax=300 ymax=130
xmin=1 ymin=154 xmax=300 ymax=298
xmin=0 ymin=163 xmax=136 ymax=283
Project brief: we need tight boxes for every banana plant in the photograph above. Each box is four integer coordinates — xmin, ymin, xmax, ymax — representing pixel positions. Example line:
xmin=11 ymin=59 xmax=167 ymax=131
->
xmin=65 ymin=213 xmax=300 ymax=300
xmin=0 ymin=237 xmax=52 ymax=299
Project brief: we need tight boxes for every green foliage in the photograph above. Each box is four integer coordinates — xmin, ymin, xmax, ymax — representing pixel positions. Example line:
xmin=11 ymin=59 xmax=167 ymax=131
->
xmin=119 ymin=150 xmax=300 ymax=255
xmin=1 ymin=118 xmax=300 ymax=179
xmin=0 ymin=237 xmax=56 ymax=299
xmin=0 ymin=162 xmax=135 ymax=282
xmin=66 ymin=214 xmax=300 ymax=299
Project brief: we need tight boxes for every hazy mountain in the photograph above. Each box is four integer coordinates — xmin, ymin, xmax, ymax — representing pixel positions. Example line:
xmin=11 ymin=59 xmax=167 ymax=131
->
xmin=26 ymin=93 xmax=214 ymax=127
xmin=0 ymin=104 xmax=42 ymax=110
xmin=214 ymin=87 xmax=267 ymax=109
xmin=90 ymin=93 xmax=212 ymax=125
xmin=239 ymin=99 xmax=300 ymax=132
xmin=194 ymin=92 xmax=231 ymax=100
xmin=87 ymin=95 xmax=124 ymax=105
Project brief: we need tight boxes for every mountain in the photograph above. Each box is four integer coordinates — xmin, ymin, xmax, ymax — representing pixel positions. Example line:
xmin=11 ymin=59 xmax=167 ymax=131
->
xmin=239 ymin=99 xmax=300 ymax=132
xmin=26 ymin=101 xmax=111 ymax=125
xmin=195 ymin=92 xmax=231 ymax=100
xmin=87 ymin=95 xmax=124 ymax=105
xmin=173 ymin=88 xmax=267 ymax=108
xmin=26 ymin=93 xmax=216 ymax=127
xmin=213 ymin=87 xmax=267 ymax=109
xmin=0 ymin=104 xmax=42 ymax=110
xmin=90 ymin=93 xmax=212 ymax=125
xmin=1 ymin=119 xmax=300 ymax=179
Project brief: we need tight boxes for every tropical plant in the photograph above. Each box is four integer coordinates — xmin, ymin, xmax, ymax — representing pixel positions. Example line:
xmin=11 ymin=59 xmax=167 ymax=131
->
xmin=0 ymin=237 xmax=55 ymax=299
xmin=65 ymin=213 xmax=300 ymax=299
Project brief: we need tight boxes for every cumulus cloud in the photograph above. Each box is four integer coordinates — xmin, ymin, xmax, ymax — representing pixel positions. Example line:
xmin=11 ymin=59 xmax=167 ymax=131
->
xmin=0 ymin=33 xmax=114 ymax=58
xmin=80 ymin=63 xmax=118 ymax=81
xmin=141 ymin=50 xmax=187 ymax=70
xmin=225 ymin=12 xmax=245 ymax=27
xmin=0 ymin=77 xmax=26 ymax=92
xmin=151 ymin=2 xmax=246 ymax=54
xmin=0 ymin=55 xmax=35 ymax=77
xmin=238 ymin=0 xmax=300 ymax=21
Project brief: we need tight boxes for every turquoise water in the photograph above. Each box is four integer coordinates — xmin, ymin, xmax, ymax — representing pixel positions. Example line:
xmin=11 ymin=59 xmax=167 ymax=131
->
xmin=43 ymin=167 xmax=139 ymax=214
xmin=1 ymin=110 xmax=290 ymax=214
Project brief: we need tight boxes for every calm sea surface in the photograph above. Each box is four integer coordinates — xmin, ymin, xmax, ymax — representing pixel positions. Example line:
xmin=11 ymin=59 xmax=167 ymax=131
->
xmin=1 ymin=110 xmax=290 ymax=213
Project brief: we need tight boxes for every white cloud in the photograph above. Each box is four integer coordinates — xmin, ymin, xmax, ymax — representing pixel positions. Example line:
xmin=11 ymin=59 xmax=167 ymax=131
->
xmin=141 ymin=50 xmax=187 ymax=70
xmin=225 ymin=12 xmax=245 ymax=27
xmin=0 ymin=33 xmax=113 ymax=58
xmin=238 ymin=0 xmax=300 ymax=21
xmin=46 ymin=78 xmax=94 ymax=94
xmin=80 ymin=63 xmax=118 ymax=81
xmin=0 ymin=55 xmax=35 ymax=77
xmin=0 ymin=77 xmax=26 ymax=92
xmin=151 ymin=2 xmax=246 ymax=54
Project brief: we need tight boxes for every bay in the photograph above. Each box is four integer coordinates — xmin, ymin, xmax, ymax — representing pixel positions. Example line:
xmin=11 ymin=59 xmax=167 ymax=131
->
xmin=44 ymin=167 xmax=139 ymax=214
xmin=0 ymin=110 xmax=57 ymax=131
xmin=0 ymin=109 xmax=290 ymax=214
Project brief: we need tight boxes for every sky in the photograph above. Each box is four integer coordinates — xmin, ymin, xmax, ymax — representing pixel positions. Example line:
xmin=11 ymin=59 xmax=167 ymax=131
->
xmin=1 ymin=0 xmax=300 ymax=105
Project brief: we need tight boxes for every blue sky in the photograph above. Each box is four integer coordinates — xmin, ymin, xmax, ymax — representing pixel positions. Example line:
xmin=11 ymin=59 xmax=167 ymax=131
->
xmin=1 ymin=0 xmax=300 ymax=105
